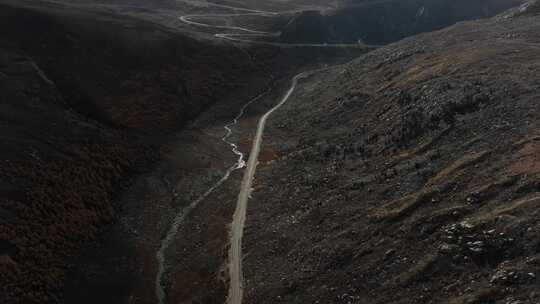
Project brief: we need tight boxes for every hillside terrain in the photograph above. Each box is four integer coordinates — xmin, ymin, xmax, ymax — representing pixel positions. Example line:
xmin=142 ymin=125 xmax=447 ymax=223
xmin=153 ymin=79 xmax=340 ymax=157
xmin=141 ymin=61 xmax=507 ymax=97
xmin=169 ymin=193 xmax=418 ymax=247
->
xmin=0 ymin=1 xmax=363 ymax=303
xmin=0 ymin=2 xmax=275 ymax=303
xmin=281 ymin=0 xmax=526 ymax=44
xmin=1 ymin=0 xmax=539 ymax=303
xmin=244 ymin=3 xmax=540 ymax=303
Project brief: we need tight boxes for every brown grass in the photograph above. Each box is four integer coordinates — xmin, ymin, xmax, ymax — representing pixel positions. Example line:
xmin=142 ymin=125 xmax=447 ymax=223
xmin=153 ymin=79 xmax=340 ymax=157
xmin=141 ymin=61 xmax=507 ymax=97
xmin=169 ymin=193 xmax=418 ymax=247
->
xmin=446 ymin=287 xmax=500 ymax=304
xmin=394 ymin=253 xmax=440 ymax=286
xmin=372 ymin=151 xmax=490 ymax=221
xmin=259 ymin=145 xmax=280 ymax=164
xmin=395 ymin=48 xmax=499 ymax=87
xmin=469 ymin=175 xmax=520 ymax=203
xmin=470 ymin=195 xmax=540 ymax=225
xmin=391 ymin=127 xmax=451 ymax=165
xmin=508 ymin=140 xmax=540 ymax=175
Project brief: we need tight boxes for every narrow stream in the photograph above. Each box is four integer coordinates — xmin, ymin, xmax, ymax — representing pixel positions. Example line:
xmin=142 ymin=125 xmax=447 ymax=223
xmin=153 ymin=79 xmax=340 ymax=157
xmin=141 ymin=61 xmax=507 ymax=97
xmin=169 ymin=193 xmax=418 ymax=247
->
xmin=154 ymin=89 xmax=270 ymax=304
xmin=155 ymin=3 xmax=358 ymax=302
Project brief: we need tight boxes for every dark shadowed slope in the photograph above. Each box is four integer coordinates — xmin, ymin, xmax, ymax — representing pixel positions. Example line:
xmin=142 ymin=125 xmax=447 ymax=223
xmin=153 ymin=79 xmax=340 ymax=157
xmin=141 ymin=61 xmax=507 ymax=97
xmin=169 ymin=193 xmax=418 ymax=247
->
xmin=0 ymin=1 xmax=368 ymax=303
xmin=281 ymin=0 xmax=526 ymax=44
xmin=0 ymin=3 xmax=271 ymax=303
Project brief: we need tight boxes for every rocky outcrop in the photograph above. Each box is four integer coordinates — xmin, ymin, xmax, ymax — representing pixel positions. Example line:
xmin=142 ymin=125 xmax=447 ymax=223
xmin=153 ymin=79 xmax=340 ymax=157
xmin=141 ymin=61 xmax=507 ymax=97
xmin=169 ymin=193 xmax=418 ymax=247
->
xmin=245 ymin=8 xmax=540 ymax=304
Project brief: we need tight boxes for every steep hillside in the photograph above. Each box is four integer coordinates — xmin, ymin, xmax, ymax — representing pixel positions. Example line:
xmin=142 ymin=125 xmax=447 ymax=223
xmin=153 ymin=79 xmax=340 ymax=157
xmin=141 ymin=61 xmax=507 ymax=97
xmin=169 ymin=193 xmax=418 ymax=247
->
xmin=0 ymin=3 xmax=273 ymax=303
xmin=2 ymin=0 xmax=536 ymax=303
xmin=0 ymin=50 xmax=153 ymax=303
xmin=0 ymin=1 xmax=370 ymax=303
xmin=281 ymin=0 xmax=526 ymax=44
xmin=0 ymin=4 xmax=270 ymax=134
xmin=244 ymin=6 xmax=540 ymax=304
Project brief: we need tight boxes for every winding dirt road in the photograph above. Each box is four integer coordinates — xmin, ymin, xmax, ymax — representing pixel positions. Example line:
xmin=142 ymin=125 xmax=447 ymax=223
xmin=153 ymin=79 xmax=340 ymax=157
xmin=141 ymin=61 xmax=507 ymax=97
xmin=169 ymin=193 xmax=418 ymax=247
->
xmin=179 ymin=6 xmax=377 ymax=48
xmin=227 ymin=69 xmax=322 ymax=304
xmin=155 ymin=4 xmax=362 ymax=304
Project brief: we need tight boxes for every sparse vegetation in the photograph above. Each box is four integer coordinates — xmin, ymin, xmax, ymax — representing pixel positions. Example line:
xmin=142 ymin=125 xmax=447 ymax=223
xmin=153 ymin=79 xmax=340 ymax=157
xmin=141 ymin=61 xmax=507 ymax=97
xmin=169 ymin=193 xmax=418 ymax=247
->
xmin=242 ymin=5 xmax=540 ymax=304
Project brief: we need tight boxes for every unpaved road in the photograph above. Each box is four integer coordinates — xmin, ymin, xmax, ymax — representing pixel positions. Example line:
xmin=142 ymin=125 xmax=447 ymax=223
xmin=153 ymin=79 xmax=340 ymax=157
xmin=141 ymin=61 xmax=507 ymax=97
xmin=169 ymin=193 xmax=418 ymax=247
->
xmin=153 ymin=4 xmax=358 ymax=304
xmin=226 ymin=71 xmax=312 ymax=304
xmin=179 ymin=8 xmax=377 ymax=48
xmin=154 ymin=89 xmax=270 ymax=304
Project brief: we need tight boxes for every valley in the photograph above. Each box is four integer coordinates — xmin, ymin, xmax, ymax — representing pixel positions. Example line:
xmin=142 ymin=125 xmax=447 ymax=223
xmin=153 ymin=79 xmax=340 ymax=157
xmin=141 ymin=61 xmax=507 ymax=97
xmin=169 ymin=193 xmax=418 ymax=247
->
xmin=1 ymin=0 xmax=539 ymax=304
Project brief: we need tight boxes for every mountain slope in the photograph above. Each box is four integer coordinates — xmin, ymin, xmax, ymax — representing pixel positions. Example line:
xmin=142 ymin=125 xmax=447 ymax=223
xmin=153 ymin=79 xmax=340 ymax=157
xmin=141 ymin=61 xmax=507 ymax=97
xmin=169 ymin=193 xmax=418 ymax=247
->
xmin=280 ymin=0 xmax=526 ymax=44
xmin=0 ymin=1 xmax=369 ymax=303
xmin=0 ymin=3 xmax=273 ymax=303
xmin=244 ymin=6 xmax=540 ymax=304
